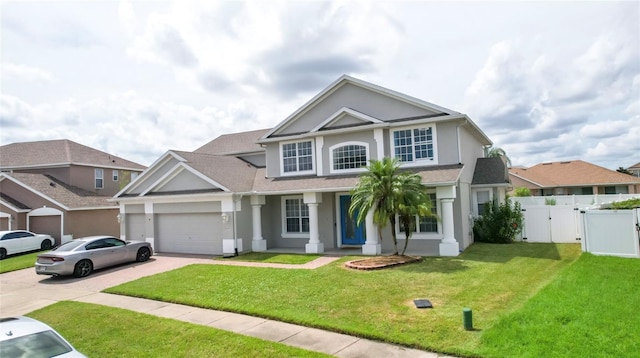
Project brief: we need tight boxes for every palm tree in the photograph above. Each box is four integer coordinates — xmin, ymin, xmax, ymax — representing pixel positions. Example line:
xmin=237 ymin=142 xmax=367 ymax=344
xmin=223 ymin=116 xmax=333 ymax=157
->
xmin=395 ymin=175 xmax=434 ymax=255
xmin=486 ymin=146 xmax=512 ymax=167
xmin=349 ymin=157 xmax=433 ymax=255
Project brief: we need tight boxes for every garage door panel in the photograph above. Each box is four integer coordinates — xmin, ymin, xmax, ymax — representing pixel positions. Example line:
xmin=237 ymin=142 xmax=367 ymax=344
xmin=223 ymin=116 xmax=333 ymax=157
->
xmin=156 ymin=213 xmax=222 ymax=255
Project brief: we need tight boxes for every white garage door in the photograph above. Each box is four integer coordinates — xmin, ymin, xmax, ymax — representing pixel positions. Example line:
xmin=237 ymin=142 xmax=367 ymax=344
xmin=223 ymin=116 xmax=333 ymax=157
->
xmin=126 ymin=214 xmax=146 ymax=241
xmin=156 ymin=213 xmax=222 ymax=255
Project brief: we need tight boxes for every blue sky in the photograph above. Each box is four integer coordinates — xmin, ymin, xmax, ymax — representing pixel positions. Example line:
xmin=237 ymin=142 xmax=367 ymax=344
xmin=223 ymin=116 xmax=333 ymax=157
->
xmin=1 ymin=0 xmax=638 ymax=169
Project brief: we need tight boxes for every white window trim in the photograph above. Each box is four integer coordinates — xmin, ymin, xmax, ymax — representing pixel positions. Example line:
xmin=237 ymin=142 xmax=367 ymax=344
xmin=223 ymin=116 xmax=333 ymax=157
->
xmin=281 ymin=195 xmax=310 ymax=239
xmin=472 ymin=188 xmax=493 ymax=217
xmin=95 ymin=168 xmax=104 ymax=189
xmin=279 ymin=139 xmax=316 ymax=177
xmin=328 ymin=141 xmax=370 ymax=174
xmin=395 ymin=191 xmax=442 ymax=240
xmin=112 ymin=170 xmax=119 ymax=181
xmin=390 ymin=124 xmax=439 ymax=167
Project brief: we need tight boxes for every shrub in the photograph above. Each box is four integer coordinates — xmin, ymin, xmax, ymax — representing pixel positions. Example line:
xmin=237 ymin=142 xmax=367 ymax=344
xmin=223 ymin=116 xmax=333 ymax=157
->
xmin=473 ymin=198 xmax=524 ymax=243
xmin=608 ymin=198 xmax=640 ymax=210
xmin=544 ymin=198 xmax=557 ymax=206
xmin=513 ymin=187 xmax=532 ymax=196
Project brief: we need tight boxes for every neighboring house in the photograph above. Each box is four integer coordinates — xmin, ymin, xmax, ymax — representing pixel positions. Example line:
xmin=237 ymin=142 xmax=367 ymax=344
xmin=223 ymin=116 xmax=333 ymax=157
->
xmin=0 ymin=140 xmax=146 ymax=244
xmin=114 ymin=75 xmax=509 ymax=257
xmin=628 ymin=162 xmax=640 ymax=177
xmin=509 ymin=160 xmax=640 ymax=196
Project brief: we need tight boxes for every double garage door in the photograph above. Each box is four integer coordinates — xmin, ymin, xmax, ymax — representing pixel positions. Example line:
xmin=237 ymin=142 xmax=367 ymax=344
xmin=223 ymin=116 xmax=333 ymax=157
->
xmin=156 ymin=213 xmax=223 ymax=255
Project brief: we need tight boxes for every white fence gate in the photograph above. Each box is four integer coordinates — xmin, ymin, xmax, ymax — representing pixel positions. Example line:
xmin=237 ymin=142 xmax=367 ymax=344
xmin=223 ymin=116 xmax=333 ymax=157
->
xmin=580 ymin=209 xmax=640 ymax=258
xmin=520 ymin=205 xmax=581 ymax=243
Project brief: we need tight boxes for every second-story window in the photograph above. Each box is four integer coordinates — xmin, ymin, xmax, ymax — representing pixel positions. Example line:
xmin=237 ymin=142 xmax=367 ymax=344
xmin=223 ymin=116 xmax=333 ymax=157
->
xmin=393 ymin=126 xmax=435 ymax=163
xmin=112 ymin=170 xmax=119 ymax=181
xmin=95 ymin=168 xmax=104 ymax=189
xmin=282 ymin=140 xmax=313 ymax=174
xmin=330 ymin=142 xmax=368 ymax=173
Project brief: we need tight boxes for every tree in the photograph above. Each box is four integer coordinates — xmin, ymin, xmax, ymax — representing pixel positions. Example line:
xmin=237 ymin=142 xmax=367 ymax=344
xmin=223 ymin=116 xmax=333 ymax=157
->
xmin=616 ymin=167 xmax=633 ymax=175
xmin=513 ymin=187 xmax=532 ymax=197
xmin=486 ymin=146 xmax=512 ymax=167
xmin=396 ymin=174 xmax=435 ymax=255
xmin=349 ymin=157 xmax=434 ymax=255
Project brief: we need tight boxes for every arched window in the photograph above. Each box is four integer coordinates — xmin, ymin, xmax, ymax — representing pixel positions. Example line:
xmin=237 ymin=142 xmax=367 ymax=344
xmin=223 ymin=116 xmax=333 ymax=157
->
xmin=330 ymin=142 xmax=368 ymax=173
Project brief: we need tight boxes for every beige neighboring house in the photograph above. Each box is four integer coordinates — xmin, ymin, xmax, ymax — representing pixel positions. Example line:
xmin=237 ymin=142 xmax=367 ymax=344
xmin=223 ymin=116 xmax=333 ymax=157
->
xmin=114 ymin=75 xmax=510 ymax=257
xmin=628 ymin=162 xmax=640 ymax=177
xmin=509 ymin=160 xmax=640 ymax=196
xmin=0 ymin=139 xmax=145 ymax=244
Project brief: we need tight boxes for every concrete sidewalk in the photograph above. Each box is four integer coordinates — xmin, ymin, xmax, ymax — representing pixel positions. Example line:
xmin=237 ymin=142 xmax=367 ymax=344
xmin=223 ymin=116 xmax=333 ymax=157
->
xmin=1 ymin=255 xmax=454 ymax=357
xmin=73 ymin=292 xmax=449 ymax=358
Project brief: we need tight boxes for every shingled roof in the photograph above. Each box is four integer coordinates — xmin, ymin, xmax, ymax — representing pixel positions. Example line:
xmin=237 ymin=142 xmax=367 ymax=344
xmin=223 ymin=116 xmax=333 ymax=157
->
xmin=509 ymin=160 xmax=640 ymax=187
xmin=194 ymin=128 xmax=270 ymax=155
xmin=1 ymin=173 xmax=116 ymax=209
xmin=472 ymin=157 xmax=510 ymax=186
xmin=172 ymin=151 xmax=257 ymax=192
xmin=0 ymin=139 xmax=145 ymax=170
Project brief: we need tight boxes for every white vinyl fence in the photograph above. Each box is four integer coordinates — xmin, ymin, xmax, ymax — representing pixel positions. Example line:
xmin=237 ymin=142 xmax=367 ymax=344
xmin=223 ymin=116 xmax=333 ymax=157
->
xmin=519 ymin=205 xmax=581 ymax=243
xmin=513 ymin=194 xmax=640 ymax=209
xmin=514 ymin=195 xmax=640 ymax=258
xmin=580 ymin=209 xmax=640 ymax=258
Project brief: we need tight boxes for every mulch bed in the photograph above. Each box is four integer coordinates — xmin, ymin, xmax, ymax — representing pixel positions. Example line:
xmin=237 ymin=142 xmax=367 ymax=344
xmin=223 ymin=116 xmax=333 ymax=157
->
xmin=344 ymin=255 xmax=423 ymax=270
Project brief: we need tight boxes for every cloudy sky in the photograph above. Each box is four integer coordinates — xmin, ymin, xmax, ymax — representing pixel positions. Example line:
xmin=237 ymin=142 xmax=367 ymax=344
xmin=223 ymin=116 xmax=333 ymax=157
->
xmin=1 ymin=0 xmax=638 ymax=170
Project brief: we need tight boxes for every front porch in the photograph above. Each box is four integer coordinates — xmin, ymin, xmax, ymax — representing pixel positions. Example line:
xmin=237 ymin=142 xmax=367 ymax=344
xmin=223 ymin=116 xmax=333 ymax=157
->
xmin=248 ymin=186 xmax=462 ymax=257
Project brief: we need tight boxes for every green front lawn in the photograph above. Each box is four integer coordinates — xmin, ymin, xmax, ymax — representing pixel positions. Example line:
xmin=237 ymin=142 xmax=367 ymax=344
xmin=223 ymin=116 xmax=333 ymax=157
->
xmin=478 ymin=253 xmax=640 ymax=357
xmin=28 ymin=301 xmax=329 ymax=357
xmin=0 ymin=251 xmax=41 ymax=273
xmin=217 ymin=252 xmax=321 ymax=264
xmin=107 ymin=243 xmax=581 ymax=356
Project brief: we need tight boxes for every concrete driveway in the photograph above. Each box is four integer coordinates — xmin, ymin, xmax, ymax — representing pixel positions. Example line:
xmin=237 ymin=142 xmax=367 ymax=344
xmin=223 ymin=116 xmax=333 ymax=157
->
xmin=0 ymin=254 xmax=213 ymax=317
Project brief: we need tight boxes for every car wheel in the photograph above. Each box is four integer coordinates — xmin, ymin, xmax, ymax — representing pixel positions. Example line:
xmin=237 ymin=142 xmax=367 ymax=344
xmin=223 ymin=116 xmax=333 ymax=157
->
xmin=0 ymin=248 xmax=6 ymax=260
xmin=136 ymin=247 xmax=151 ymax=262
xmin=41 ymin=240 xmax=52 ymax=250
xmin=73 ymin=260 xmax=93 ymax=278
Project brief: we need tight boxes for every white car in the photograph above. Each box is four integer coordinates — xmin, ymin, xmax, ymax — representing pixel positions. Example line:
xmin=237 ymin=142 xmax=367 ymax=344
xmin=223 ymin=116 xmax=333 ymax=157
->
xmin=0 ymin=316 xmax=86 ymax=357
xmin=0 ymin=230 xmax=55 ymax=260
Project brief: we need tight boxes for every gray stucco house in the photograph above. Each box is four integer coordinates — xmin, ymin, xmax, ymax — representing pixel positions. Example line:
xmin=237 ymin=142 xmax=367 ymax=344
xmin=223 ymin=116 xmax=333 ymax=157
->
xmin=113 ymin=75 xmax=509 ymax=256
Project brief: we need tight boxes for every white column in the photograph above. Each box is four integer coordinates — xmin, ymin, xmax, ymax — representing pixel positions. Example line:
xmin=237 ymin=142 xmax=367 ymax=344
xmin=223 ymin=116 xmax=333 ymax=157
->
xmin=305 ymin=203 xmax=324 ymax=253
xmin=251 ymin=195 xmax=267 ymax=251
xmin=304 ymin=192 xmax=324 ymax=254
xmin=439 ymin=198 xmax=459 ymax=256
xmin=362 ymin=209 xmax=381 ymax=255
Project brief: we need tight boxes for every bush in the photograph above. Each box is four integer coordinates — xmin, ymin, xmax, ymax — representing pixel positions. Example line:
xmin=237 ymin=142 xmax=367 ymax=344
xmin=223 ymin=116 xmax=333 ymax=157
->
xmin=608 ymin=198 xmax=640 ymax=210
xmin=513 ymin=187 xmax=532 ymax=196
xmin=473 ymin=198 xmax=524 ymax=243
xmin=544 ymin=198 xmax=557 ymax=206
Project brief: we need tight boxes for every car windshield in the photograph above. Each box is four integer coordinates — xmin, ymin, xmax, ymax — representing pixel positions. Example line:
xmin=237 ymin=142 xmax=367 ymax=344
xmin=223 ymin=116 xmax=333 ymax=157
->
xmin=52 ymin=241 xmax=85 ymax=251
xmin=0 ymin=330 xmax=72 ymax=358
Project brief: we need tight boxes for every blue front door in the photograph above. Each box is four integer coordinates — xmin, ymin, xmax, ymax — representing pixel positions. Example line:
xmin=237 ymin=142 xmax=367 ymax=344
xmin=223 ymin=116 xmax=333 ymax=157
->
xmin=340 ymin=195 xmax=366 ymax=245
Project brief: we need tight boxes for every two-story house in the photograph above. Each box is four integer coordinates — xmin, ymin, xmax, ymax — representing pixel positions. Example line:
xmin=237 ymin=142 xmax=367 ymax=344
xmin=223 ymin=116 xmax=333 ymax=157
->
xmin=0 ymin=139 xmax=146 ymax=244
xmin=113 ymin=75 xmax=510 ymax=256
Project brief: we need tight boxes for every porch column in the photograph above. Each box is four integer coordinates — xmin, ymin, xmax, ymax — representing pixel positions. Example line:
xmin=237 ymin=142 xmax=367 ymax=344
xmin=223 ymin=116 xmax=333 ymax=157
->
xmin=362 ymin=209 xmax=381 ymax=255
xmin=304 ymin=192 xmax=324 ymax=253
xmin=439 ymin=198 xmax=459 ymax=256
xmin=144 ymin=202 xmax=155 ymax=249
xmin=251 ymin=195 xmax=267 ymax=251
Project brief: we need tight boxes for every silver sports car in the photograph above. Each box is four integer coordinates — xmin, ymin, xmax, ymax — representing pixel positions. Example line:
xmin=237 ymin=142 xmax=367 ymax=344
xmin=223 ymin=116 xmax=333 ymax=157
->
xmin=35 ymin=236 xmax=153 ymax=277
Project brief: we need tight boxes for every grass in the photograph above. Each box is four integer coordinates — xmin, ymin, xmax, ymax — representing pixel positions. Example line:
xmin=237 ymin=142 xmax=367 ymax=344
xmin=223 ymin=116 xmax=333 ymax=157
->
xmin=217 ymin=252 xmax=321 ymax=264
xmin=28 ymin=301 xmax=330 ymax=358
xmin=0 ymin=251 xmax=41 ymax=273
xmin=478 ymin=253 xmax=640 ymax=357
xmin=106 ymin=243 xmax=581 ymax=356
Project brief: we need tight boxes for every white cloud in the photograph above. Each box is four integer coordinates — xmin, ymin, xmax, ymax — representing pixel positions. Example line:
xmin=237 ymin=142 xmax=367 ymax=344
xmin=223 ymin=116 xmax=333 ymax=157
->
xmin=0 ymin=92 xmax=270 ymax=165
xmin=125 ymin=0 xmax=404 ymax=98
xmin=1 ymin=63 xmax=54 ymax=82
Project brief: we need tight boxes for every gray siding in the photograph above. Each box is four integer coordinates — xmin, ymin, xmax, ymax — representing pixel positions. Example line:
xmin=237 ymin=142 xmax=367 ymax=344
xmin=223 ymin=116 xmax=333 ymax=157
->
xmin=128 ymin=157 xmax=181 ymax=194
xmin=235 ymin=196 xmax=253 ymax=253
xmin=435 ymin=122 xmax=460 ymax=165
xmin=321 ymin=131 xmax=376 ymax=176
xmin=265 ymin=143 xmax=281 ymax=178
xmin=156 ymin=170 xmax=216 ymax=192
xmin=279 ymin=83 xmax=439 ymax=135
